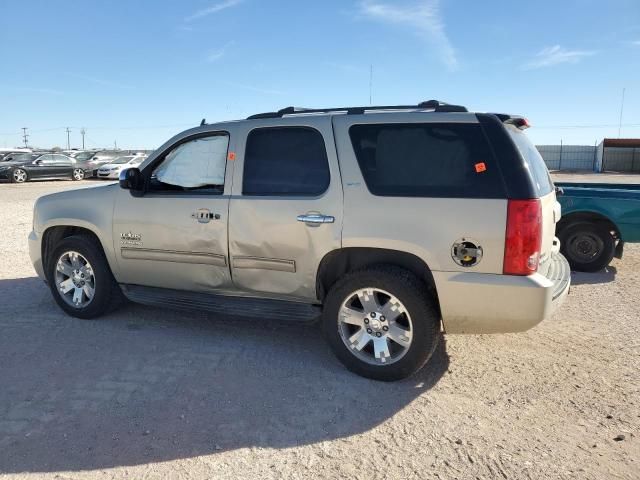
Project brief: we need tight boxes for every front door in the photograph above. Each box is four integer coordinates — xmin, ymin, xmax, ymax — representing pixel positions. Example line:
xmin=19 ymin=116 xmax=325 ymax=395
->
xmin=112 ymin=130 xmax=235 ymax=292
xmin=229 ymin=118 xmax=343 ymax=301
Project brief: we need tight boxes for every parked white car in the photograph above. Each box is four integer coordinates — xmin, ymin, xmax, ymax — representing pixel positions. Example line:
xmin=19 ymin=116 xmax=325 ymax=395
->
xmin=96 ymin=155 xmax=147 ymax=179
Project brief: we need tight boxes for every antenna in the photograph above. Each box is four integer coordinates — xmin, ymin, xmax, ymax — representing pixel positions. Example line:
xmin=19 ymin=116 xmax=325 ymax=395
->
xmin=369 ymin=65 xmax=373 ymax=106
xmin=618 ymin=87 xmax=626 ymax=138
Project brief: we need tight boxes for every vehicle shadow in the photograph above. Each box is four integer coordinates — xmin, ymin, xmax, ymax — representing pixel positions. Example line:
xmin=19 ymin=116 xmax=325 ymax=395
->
xmin=0 ymin=277 xmax=449 ymax=474
xmin=570 ymin=266 xmax=617 ymax=285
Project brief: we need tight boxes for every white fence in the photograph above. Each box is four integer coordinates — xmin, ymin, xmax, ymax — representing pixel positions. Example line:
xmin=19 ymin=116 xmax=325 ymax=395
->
xmin=536 ymin=145 xmax=596 ymax=171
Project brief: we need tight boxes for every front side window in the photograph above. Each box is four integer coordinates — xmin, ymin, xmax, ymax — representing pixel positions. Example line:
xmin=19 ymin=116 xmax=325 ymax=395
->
xmin=242 ymin=127 xmax=330 ymax=196
xmin=151 ymin=134 xmax=229 ymax=192
xmin=349 ymin=123 xmax=505 ymax=198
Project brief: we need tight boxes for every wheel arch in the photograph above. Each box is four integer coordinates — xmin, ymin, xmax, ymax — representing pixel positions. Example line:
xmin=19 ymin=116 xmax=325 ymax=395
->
xmin=316 ymin=247 xmax=440 ymax=311
xmin=557 ymin=210 xmax=620 ymax=239
xmin=41 ymin=225 xmax=107 ymax=279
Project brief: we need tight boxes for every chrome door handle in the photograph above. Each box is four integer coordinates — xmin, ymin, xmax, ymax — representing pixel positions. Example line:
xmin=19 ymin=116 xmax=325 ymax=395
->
xmin=297 ymin=214 xmax=335 ymax=224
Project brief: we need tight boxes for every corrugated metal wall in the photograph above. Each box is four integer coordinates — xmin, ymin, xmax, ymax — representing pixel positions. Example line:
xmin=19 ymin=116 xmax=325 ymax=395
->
xmin=536 ymin=145 xmax=596 ymax=171
xmin=602 ymin=147 xmax=640 ymax=172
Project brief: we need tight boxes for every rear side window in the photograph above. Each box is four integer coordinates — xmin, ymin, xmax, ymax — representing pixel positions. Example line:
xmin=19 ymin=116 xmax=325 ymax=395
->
xmin=507 ymin=127 xmax=553 ymax=196
xmin=243 ymin=127 xmax=330 ymax=196
xmin=349 ymin=123 xmax=505 ymax=198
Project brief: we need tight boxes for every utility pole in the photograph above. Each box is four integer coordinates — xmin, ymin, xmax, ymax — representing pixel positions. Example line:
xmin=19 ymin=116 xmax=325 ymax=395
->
xmin=114 ymin=140 xmax=117 ymax=150
xmin=80 ymin=128 xmax=86 ymax=149
xmin=618 ymin=87 xmax=626 ymax=138
xmin=21 ymin=127 xmax=29 ymax=148
xmin=65 ymin=127 xmax=71 ymax=149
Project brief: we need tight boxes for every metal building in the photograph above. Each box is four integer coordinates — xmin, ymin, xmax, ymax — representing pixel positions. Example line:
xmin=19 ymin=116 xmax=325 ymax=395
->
xmin=597 ymin=138 xmax=640 ymax=173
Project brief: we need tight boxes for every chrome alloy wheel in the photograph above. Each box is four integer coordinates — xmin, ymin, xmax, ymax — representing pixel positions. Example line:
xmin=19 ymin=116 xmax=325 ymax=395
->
xmin=13 ymin=169 xmax=27 ymax=183
xmin=54 ymin=251 xmax=96 ymax=308
xmin=338 ymin=288 xmax=413 ymax=365
xmin=72 ymin=168 xmax=85 ymax=180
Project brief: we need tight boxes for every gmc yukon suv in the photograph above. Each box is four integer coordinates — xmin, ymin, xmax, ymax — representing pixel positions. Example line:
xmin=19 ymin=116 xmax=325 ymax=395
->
xmin=29 ymin=100 xmax=571 ymax=381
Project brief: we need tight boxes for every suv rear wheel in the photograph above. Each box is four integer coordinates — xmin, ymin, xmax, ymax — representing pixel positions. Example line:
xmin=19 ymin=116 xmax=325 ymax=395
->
xmin=323 ymin=266 xmax=440 ymax=381
xmin=47 ymin=235 xmax=123 ymax=319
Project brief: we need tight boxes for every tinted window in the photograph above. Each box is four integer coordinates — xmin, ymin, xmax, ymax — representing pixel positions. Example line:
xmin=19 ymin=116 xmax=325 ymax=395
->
xmin=349 ymin=123 xmax=505 ymax=198
xmin=507 ymin=126 xmax=553 ymax=196
xmin=243 ymin=127 xmax=330 ymax=196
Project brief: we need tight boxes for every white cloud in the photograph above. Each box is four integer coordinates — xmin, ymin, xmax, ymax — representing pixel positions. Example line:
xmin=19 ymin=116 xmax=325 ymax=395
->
xmin=630 ymin=40 xmax=640 ymax=46
xmin=523 ymin=45 xmax=597 ymax=69
xmin=185 ymin=0 xmax=242 ymax=22
xmin=358 ymin=0 xmax=457 ymax=69
xmin=206 ymin=41 xmax=234 ymax=62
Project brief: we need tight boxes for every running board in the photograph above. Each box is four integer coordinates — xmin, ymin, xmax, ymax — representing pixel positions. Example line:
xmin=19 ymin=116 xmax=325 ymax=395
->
xmin=120 ymin=285 xmax=322 ymax=323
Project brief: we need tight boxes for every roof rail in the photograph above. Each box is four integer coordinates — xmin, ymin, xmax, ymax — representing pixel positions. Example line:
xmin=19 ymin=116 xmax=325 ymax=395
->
xmin=246 ymin=100 xmax=468 ymax=119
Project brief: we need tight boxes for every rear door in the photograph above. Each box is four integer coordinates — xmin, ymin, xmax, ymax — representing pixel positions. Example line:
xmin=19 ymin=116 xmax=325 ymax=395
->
xmin=49 ymin=154 xmax=74 ymax=178
xmin=228 ymin=117 xmax=343 ymax=301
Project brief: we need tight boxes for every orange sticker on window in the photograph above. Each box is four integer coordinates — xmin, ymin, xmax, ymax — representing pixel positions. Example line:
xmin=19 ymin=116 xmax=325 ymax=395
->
xmin=475 ymin=162 xmax=487 ymax=173
xmin=228 ymin=152 xmax=236 ymax=161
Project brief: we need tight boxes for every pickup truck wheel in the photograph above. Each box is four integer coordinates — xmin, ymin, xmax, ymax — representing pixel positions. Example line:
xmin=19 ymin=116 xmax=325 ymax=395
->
xmin=323 ymin=266 xmax=440 ymax=381
xmin=559 ymin=222 xmax=615 ymax=272
xmin=48 ymin=235 xmax=123 ymax=319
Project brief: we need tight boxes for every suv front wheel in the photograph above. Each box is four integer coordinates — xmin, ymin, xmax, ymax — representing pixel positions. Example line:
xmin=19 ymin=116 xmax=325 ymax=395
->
xmin=323 ymin=266 xmax=440 ymax=381
xmin=47 ymin=235 xmax=123 ymax=319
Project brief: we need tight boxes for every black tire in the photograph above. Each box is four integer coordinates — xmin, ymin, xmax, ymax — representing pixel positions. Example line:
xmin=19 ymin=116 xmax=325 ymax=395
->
xmin=559 ymin=222 xmax=615 ymax=272
xmin=322 ymin=266 xmax=440 ymax=381
xmin=11 ymin=168 xmax=27 ymax=183
xmin=47 ymin=235 xmax=124 ymax=319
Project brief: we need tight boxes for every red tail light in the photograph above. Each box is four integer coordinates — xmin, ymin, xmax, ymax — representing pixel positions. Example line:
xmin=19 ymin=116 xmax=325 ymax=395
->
xmin=503 ymin=199 xmax=542 ymax=275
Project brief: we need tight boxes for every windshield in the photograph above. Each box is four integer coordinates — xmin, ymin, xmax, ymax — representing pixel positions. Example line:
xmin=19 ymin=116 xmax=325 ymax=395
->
xmin=507 ymin=126 xmax=554 ymax=196
xmin=111 ymin=156 xmax=135 ymax=164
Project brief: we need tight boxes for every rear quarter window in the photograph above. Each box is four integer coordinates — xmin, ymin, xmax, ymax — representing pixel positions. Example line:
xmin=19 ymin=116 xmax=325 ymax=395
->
xmin=349 ymin=123 xmax=506 ymax=198
xmin=507 ymin=126 xmax=553 ymax=196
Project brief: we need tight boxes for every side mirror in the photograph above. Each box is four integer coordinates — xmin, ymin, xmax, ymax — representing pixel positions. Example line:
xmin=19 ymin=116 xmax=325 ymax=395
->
xmin=119 ymin=168 xmax=144 ymax=191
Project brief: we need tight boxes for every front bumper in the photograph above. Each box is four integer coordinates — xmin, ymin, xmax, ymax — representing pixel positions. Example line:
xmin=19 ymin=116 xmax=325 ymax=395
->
xmin=28 ymin=229 xmax=46 ymax=281
xmin=97 ymin=171 xmax=119 ymax=179
xmin=434 ymin=252 xmax=571 ymax=334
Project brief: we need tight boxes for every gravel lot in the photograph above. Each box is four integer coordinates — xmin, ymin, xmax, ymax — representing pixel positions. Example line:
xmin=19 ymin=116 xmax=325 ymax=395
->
xmin=0 ymin=178 xmax=638 ymax=479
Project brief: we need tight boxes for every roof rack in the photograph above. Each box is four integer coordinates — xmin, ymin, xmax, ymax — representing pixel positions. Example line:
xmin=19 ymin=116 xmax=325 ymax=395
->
xmin=246 ymin=100 xmax=468 ymax=119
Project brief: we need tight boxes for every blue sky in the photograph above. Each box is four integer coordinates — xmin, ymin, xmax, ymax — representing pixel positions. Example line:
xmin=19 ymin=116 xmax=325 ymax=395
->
xmin=1 ymin=0 xmax=639 ymax=149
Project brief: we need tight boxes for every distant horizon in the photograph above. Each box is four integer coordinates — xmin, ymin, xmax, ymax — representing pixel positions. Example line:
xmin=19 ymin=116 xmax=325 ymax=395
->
xmin=1 ymin=1 xmax=639 ymax=149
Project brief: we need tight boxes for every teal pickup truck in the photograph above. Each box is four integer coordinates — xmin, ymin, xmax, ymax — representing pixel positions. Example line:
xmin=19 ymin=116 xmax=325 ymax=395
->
xmin=556 ymin=182 xmax=640 ymax=272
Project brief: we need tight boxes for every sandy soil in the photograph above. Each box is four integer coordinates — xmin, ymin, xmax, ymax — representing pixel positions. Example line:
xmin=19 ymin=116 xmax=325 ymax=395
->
xmin=0 ymin=179 xmax=638 ymax=479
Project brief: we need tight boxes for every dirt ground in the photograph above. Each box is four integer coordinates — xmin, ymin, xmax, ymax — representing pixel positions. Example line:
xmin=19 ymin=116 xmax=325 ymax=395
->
xmin=0 ymin=177 xmax=638 ymax=480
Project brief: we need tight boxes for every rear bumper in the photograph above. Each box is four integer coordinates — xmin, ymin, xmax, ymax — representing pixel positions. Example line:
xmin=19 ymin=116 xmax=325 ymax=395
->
xmin=434 ymin=253 xmax=571 ymax=334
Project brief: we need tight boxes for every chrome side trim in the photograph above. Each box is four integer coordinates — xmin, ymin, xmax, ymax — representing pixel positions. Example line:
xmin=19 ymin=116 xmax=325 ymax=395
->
xmin=232 ymin=256 xmax=296 ymax=273
xmin=121 ymin=247 xmax=227 ymax=267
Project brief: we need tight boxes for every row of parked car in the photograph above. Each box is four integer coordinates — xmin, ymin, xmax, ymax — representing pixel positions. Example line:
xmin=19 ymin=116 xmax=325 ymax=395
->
xmin=0 ymin=149 xmax=148 ymax=183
